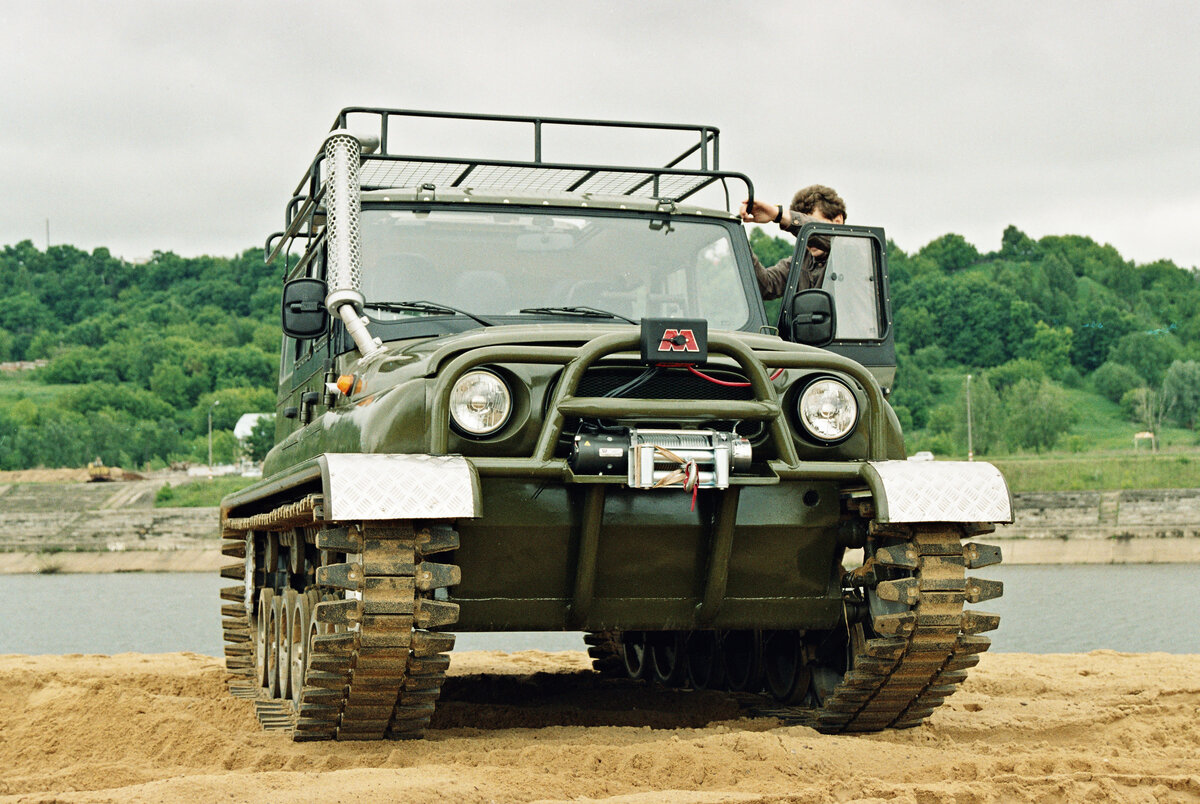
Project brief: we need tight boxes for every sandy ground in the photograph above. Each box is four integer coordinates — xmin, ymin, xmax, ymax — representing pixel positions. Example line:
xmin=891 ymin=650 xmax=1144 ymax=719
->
xmin=1 ymin=651 xmax=1197 ymax=803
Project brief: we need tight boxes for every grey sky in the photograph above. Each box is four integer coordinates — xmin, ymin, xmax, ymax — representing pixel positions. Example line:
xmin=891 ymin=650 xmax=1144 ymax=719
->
xmin=2 ymin=1 xmax=1198 ymax=267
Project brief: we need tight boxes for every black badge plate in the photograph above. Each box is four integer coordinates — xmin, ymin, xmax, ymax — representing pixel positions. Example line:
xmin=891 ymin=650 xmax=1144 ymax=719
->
xmin=639 ymin=318 xmax=708 ymax=364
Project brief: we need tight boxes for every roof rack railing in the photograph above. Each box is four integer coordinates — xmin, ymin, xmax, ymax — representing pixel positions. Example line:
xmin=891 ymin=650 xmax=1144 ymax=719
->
xmin=268 ymin=107 xmax=754 ymax=265
xmin=335 ymin=107 xmax=722 ymax=171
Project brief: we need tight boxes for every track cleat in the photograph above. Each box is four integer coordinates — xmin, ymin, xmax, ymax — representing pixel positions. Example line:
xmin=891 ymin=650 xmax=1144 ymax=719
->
xmin=413 ymin=598 xmax=459 ymax=629
xmin=411 ymin=630 xmax=456 ymax=657
xmin=963 ymin=543 xmax=1002 ymax=569
xmin=964 ymin=577 xmax=1003 ymax=603
xmin=219 ymin=562 xmax=245 ymax=580
xmin=316 ymin=526 xmax=363 ymax=553
xmin=316 ymin=561 xmax=364 ymax=590
xmin=872 ymin=611 xmax=917 ymax=636
xmin=873 ymin=544 xmax=919 ymax=570
xmin=415 ymin=561 xmax=461 ymax=591
xmin=876 ymin=577 xmax=920 ymax=605
xmin=960 ymin=610 xmax=1001 ymax=634
xmin=311 ymin=632 xmax=357 ymax=654
xmin=314 ymin=599 xmax=362 ymax=626
xmin=416 ymin=524 xmax=459 ymax=555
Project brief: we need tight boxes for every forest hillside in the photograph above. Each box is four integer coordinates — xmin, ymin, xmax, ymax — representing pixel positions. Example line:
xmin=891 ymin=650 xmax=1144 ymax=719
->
xmin=1 ymin=226 xmax=1198 ymax=472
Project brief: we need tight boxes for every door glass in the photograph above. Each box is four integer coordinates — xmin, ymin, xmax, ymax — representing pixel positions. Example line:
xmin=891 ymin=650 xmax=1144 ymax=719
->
xmin=823 ymin=236 xmax=881 ymax=340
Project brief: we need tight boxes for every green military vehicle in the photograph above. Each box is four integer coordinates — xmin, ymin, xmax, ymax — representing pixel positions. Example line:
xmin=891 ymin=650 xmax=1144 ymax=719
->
xmin=218 ymin=108 xmax=1011 ymax=741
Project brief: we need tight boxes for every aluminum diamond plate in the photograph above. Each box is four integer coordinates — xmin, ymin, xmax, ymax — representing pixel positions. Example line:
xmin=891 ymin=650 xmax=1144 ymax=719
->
xmin=321 ymin=453 xmax=480 ymax=521
xmin=865 ymin=460 xmax=1013 ymax=524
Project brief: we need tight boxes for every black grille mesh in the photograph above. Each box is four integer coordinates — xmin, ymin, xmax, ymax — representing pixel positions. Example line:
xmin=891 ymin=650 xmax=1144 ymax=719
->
xmin=574 ymin=367 xmax=755 ymax=401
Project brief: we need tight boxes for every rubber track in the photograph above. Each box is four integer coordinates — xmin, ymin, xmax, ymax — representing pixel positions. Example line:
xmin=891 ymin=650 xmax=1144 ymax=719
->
xmin=813 ymin=525 xmax=990 ymax=733
xmin=220 ymin=505 xmax=458 ymax=741
xmin=584 ymin=631 xmax=625 ymax=678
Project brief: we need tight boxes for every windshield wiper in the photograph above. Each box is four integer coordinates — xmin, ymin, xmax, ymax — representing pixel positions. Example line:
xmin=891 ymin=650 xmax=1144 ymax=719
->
xmin=364 ymin=300 xmax=495 ymax=327
xmin=518 ymin=306 xmax=637 ymax=325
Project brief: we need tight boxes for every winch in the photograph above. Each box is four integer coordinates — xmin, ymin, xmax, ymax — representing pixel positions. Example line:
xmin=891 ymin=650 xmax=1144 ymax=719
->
xmin=568 ymin=427 xmax=751 ymax=490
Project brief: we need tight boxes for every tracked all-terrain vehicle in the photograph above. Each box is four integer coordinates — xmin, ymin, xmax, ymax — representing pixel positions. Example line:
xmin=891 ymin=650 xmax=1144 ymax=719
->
xmin=218 ymin=108 xmax=1012 ymax=740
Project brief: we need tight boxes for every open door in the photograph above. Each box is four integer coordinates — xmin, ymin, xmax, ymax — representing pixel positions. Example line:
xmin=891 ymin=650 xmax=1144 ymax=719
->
xmin=777 ymin=223 xmax=896 ymax=387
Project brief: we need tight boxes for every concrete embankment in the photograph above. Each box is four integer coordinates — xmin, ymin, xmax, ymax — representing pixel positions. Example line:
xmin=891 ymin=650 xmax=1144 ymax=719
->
xmin=0 ymin=480 xmax=1198 ymax=572
xmin=0 ymin=479 xmax=221 ymax=574
xmin=994 ymin=488 xmax=1200 ymax=563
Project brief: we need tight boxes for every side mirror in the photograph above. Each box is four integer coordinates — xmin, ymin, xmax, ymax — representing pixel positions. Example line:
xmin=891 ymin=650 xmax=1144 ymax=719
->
xmin=788 ymin=289 xmax=835 ymax=346
xmin=282 ymin=278 xmax=329 ymax=338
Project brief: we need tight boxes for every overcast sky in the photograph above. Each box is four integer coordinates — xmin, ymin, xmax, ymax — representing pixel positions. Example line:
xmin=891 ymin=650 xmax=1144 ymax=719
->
xmin=2 ymin=1 xmax=1198 ymax=268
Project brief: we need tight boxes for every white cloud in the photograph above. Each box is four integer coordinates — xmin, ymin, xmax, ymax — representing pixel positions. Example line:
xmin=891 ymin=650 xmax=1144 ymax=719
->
xmin=2 ymin=0 xmax=1198 ymax=267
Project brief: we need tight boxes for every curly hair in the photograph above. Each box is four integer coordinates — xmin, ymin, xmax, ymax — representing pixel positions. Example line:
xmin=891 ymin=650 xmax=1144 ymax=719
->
xmin=790 ymin=185 xmax=846 ymax=221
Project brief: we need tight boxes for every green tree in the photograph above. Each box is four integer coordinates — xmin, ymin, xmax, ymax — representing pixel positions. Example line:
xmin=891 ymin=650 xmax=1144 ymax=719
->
xmin=149 ymin=362 xmax=190 ymax=409
xmin=1003 ymin=378 xmax=1078 ymax=453
xmin=1162 ymin=360 xmax=1200 ymax=428
xmin=986 ymin=358 xmax=1046 ymax=394
xmin=916 ymin=233 xmax=980 ymax=273
xmin=1120 ymin=386 xmax=1172 ymax=439
xmin=999 ymin=225 xmax=1039 ymax=261
xmin=1108 ymin=332 xmax=1184 ymax=386
xmin=1092 ymin=362 xmax=1144 ymax=404
xmin=247 ymin=414 xmax=277 ymax=461
xmin=1024 ymin=321 xmax=1073 ymax=380
xmin=748 ymin=227 xmax=792 ymax=268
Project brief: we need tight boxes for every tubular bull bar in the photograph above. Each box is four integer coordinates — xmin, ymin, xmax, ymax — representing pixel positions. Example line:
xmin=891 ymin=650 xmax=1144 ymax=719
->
xmin=428 ymin=329 xmax=1012 ymax=526
xmin=429 ymin=329 xmax=889 ymax=467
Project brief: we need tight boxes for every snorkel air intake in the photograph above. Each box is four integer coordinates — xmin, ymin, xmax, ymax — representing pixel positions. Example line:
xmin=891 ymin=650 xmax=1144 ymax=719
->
xmin=323 ymin=130 xmax=384 ymax=359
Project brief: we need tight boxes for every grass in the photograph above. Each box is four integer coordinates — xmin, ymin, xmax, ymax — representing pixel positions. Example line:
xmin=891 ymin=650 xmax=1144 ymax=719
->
xmin=991 ymin=452 xmax=1200 ymax=492
xmin=34 ymin=555 xmax=63 ymax=574
xmin=155 ymin=476 xmax=257 ymax=507
xmin=0 ymin=371 xmax=74 ymax=405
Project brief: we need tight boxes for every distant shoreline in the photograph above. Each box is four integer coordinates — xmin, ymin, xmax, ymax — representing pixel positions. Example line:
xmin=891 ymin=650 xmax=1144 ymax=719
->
xmin=2 ymin=482 xmax=1199 ymax=573
xmin=3 ymin=535 xmax=1199 ymax=574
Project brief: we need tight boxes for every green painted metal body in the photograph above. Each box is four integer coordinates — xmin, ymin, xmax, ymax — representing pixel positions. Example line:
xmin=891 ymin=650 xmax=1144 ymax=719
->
xmin=232 ymin=316 xmax=906 ymax=633
xmin=231 ymin=120 xmax=906 ymax=633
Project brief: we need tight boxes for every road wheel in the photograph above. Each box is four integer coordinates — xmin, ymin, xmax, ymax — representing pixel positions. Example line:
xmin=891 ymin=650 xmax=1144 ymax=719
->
xmin=721 ymin=630 xmax=761 ymax=692
xmin=684 ymin=631 xmax=726 ymax=690
xmin=649 ymin=632 xmax=688 ymax=687
xmin=277 ymin=589 xmax=297 ymax=701
xmin=255 ymin=588 xmax=275 ymax=689
xmin=763 ymin=630 xmax=811 ymax=705
xmin=290 ymin=590 xmax=312 ymax=708
xmin=621 ymin=631 xmax=649 ymax=679
xmin=266 ymin=594 xmax=282 ymax=698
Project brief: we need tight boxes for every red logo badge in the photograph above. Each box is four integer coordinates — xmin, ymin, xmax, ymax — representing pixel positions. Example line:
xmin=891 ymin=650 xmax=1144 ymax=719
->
xmin=658 ymin=328 xmax=700 ymax=352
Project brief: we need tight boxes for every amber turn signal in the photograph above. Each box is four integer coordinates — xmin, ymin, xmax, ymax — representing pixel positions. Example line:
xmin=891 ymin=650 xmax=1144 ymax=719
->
xmin=336 ymin=374 xmax=364 ymax=396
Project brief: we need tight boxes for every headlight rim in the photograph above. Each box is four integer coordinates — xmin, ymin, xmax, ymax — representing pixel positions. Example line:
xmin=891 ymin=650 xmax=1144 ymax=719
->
xmin=449 ymin=367 xmax=514 ymax=438
xmin=793 ymin=375 xmax=860 ymax=446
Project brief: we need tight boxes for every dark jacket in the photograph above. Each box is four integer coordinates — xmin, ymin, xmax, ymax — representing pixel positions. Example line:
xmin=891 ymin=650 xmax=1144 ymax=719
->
xmin=752 ymin=211 xmax=829 ymax=300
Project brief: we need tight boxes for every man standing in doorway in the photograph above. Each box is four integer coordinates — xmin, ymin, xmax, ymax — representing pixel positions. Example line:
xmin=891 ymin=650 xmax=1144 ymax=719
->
xmin=740 ymin=184 xmax=846 ymax=299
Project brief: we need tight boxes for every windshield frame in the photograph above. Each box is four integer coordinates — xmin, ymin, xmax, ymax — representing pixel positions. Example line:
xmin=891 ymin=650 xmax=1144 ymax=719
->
xmin=342 ymin=202 xmax=767 ymax=345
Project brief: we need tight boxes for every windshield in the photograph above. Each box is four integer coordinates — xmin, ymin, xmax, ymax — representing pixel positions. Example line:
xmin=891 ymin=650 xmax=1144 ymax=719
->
xmin=358 ymin=208 xmax=752 ymax=331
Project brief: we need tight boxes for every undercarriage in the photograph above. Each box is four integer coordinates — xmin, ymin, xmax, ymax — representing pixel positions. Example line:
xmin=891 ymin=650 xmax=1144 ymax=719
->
xmin=220 ymin=494 xmax=1001 ymax=740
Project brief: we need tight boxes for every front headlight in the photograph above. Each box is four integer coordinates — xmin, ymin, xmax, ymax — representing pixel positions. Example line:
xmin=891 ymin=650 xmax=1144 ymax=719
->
xmin=796 ymin=378 xmax=859 ymax=443
xmin=450 ymin=369 xmax=512 ymax=436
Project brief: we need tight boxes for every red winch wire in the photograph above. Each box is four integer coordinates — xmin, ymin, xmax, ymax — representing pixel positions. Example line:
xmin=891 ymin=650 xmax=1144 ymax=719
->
xmin=686 ymin=365 xmax=784 ymax=387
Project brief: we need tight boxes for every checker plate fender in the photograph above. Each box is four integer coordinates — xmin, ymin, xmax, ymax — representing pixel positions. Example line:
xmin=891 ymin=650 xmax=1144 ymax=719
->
xmin=319 ymin=453 xmax=481 ymax=521
xmin=863 ymin=460 xmax=1013 ymax=524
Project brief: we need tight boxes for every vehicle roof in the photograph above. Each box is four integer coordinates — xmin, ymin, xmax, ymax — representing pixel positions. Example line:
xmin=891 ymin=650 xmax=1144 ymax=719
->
xmin=360 ymin=187 xmax=740 ymax=220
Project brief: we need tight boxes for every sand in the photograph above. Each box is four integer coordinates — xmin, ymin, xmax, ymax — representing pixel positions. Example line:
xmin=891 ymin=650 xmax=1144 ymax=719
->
xmin=0 ymin=651 xmax=1197 ymax=803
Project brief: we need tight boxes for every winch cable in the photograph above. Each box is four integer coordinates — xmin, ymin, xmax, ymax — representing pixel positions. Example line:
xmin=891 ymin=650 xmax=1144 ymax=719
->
xmin=650 ymin=445 xmax=701 ymax=510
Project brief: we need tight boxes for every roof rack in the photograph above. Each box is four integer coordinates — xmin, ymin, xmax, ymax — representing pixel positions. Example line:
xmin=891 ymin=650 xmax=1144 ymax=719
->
xmin=266 ymin=107 xmax=755 ymax=264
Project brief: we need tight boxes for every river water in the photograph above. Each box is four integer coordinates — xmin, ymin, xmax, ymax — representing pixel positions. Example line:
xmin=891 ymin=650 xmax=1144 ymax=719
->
xmin=0 ymin=565 xmax=1195 ymax=656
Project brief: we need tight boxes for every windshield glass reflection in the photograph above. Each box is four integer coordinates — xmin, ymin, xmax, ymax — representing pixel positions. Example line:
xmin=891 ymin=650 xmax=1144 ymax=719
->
xmin=359 ymin=209 xmax=752 ymax=331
